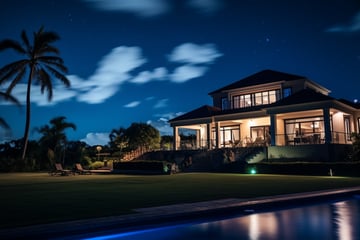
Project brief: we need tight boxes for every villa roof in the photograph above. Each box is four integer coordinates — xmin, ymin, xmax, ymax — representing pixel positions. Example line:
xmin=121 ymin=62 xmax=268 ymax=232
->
xmin=169 ymin=105 xmax=221 ymax=122
xmin=338 ymin=99 xmax=360 ymax=109
xmin=209 ymin=69 xmax=306 ymax=95
xmin=266 ymin=88 xmax=334 ymax=107
xmin=169 ymin=89 xmax=357 ymax=123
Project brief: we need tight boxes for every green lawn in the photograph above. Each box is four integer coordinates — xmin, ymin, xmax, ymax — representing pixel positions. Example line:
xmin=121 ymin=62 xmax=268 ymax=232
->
xmin=1 ymin=172 xmax=360 ymax=229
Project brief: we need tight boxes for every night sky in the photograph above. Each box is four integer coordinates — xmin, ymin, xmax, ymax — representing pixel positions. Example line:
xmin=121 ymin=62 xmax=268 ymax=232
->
xmin=0 ymin=0 xmax=359 ymax=146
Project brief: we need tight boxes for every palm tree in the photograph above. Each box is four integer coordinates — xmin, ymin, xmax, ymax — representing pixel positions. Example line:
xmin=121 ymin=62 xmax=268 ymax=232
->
xmin=0 ymin=27 xmax=70 ymax=160
xmin=36 ymin=116 xmax=76 ymax=164
xmin=109 ymin=127 xmax=128 ymax=159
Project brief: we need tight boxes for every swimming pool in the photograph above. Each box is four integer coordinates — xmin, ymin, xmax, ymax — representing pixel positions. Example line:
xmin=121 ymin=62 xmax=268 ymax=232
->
xmin=85 ymin=196 xmax=360 ymax=240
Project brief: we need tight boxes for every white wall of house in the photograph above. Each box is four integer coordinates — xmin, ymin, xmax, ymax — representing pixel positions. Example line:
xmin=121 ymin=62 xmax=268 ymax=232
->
xmin=332 ymin=111 xmax=346 ymax=143
xmin=277 ymin=118 xmax=285 ymax=146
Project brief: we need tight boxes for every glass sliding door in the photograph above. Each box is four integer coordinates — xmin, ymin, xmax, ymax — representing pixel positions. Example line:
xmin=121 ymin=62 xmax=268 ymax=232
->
xmin=285 ymin=117 xmax=324 ymax=145
xmin=250 ymin=126 xmax=270 ymax=146
xmin=212 ymin=125 xmax=240 ymax=148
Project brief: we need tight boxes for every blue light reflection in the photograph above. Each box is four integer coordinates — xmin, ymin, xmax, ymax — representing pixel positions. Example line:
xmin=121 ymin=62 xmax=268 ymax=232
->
xmin=85 ymin=198 xmax=360 ymax=240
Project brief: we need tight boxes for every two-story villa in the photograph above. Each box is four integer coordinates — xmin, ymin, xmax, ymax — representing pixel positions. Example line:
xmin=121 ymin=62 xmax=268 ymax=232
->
xmin=169 ymin=70 xmax=360 ymax=162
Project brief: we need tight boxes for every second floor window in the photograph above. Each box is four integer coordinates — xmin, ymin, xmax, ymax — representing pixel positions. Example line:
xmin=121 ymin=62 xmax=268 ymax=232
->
xmin=232 ymin=89 xmax=280 ymax=109
xmin=283 ymin=87 xmax=292 ymax=98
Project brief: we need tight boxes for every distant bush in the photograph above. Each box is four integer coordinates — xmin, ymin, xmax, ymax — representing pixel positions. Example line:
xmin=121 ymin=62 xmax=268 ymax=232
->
xmin=90 ymin=161 xmax=104 ymax=169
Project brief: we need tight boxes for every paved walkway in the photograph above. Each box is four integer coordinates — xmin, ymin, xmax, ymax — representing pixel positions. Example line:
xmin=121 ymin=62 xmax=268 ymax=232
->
xmin=1 ymin=186 xmax=360 ymax=239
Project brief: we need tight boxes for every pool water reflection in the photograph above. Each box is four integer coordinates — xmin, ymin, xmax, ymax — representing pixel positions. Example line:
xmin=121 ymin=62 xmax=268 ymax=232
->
xmin=87 ymin=197 xmax=360 ymax=240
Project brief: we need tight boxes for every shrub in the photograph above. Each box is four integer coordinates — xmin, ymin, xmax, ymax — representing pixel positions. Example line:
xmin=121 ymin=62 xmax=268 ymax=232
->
xmin=90 ymin=161 xmax=104 ymax=169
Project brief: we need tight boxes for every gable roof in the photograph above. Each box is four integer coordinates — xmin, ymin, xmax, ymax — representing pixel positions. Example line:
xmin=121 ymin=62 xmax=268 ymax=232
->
xmin=209 ymin=69 xmax=306 ymax=95
xmin=267 ymin=88 xmax=334 ymax=107
xmin=169 ymin=105 xmax=221 ymax=122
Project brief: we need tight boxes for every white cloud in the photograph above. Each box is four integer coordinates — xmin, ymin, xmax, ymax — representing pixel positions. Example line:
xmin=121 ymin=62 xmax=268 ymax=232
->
xmin=187 ymin=0 xmax=223 ymax=14
xmin=146 ymin=96 xmax=155 ymax=101
xmin=153 ymin=98 xmax=168 ymax=108
xmin=0 ymin=43 xmax=222 ymax=106
xmin=81 ymin=132 xmax=109 ymax=146
xmin=149 ymin=112 xmax=185 ymax=135
xmin=155 ymin=112 xmax=185 ymax=120
xmin=83 ymin=0 xmax=170 ymax=17
xmin=168 ymin=43 xmax=223 ymax=64
xmin=131 ymin=67 xmax=168 ymax=84
xmin=83 ymin=0 xmax=224 ymax=17
xmin=326 ymin=11 xmax=360 ymax=32
xmin=148 ymin=119 xmax=173 ymax=136
xmin=170 ymin=64 xmax=208 ymax=83
xmin=124 ymin=101 xmax=141 ymax=108
xmin=72 ymin=46 xmax=147 ymax=104
xmin=0 ymin=83 xmax=76 ymax=106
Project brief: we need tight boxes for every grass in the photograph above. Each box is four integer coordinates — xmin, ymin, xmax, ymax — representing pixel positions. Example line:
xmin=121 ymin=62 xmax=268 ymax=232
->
xmin=1 ymin=172 xmax=360 ymax=229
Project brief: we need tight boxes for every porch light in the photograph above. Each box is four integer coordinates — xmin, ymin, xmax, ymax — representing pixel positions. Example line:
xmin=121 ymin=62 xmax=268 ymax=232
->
xmin=249 ymin=120 xmax=254 ymax=127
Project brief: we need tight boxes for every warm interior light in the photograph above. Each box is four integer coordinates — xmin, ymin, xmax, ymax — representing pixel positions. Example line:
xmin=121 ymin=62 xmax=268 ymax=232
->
xmin=249 ymin=120 xmax=254 ymax=127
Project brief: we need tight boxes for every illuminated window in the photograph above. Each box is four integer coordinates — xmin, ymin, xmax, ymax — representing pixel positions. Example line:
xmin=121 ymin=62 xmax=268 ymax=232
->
xmin=233 ymin=96 xmax=240 ymax=109
xmin=284 ymin=117 xmax=324 ymax=145
xmin=244 ymin=94 xmax=251 ymax=107
xmin=212 ymin=125 xmax=240 ymax=148
xmin=262 ymin=91 xmax=269 ymax=104
xmin=255 ymin=92 xmax=262 ymax=106
xmin=232 ymin=89 xmax=280 ymax=109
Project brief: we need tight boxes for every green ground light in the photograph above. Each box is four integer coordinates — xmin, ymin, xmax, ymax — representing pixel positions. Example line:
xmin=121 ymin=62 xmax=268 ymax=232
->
xmin=250 ymin=168 xmax=257 ymax=174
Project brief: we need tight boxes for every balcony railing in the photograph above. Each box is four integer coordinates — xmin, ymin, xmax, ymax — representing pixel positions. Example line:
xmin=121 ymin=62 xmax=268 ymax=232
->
xmin=280 ymin=131 xmax=351 ymax=146
xmin=176 ymin=131 xmax=352 ymax=150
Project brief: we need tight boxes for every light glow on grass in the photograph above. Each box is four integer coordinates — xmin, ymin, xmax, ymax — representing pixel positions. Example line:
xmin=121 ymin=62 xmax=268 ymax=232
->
xmin=248 ymin=168 xmax=257 ymax=174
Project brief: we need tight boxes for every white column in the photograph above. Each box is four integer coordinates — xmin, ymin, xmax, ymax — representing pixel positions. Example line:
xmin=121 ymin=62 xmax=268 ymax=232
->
xmin=173 ymin=126 xmax=179 ymax=150
xmin=215 ymin=122 xmax=221 ymax=148
xmin=196 ymin=129 xmax=200 ymax=149
xmin=207 ymin=123 xmax=211 ymax=149
xmin=323 ymin=108 xmax=332 ymax=144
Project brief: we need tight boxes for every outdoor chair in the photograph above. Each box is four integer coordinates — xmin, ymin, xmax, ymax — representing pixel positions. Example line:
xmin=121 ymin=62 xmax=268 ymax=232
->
xmin=75 ymin=163 xmax=92 ymax=175
xmin=49 ymin=163 xmax=74 ymax=176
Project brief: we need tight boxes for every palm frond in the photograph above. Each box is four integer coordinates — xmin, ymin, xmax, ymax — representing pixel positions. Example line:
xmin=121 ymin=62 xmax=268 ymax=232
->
xmin=37 ymin=56 xmax=67 ymax=72
xmin=64 ymin=122 xmax=77 ymax=131
xmin=33 ymin=29 xmax=60 ymax=52
xmin=45 ymin=65 xmax=70 ymax=87
xmin=50 ymin=116 xmax=76 ymax=131
xmin=5 ymin=67 xmax=26 ymax=94
xmin=0 ymin=91 xmax=20 ymax=106
xmin=0 ymin=39 xmax=26 ymax=54
xmin=37 ymin=45 xmax=60 ymax=56
xmin=0 ymin=60 xmax=27 ymax=83
xmin=37 ymin=69 xmax=53 ymax=101
xmin=0 ymin=118 xmax=10 ymax=129
xmin=21 ymin=30 xmax=31 ymax=53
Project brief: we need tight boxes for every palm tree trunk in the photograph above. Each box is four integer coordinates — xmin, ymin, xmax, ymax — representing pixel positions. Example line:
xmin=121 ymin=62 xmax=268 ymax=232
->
xmin=21 ymin=67 xmax=34 ymax=161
